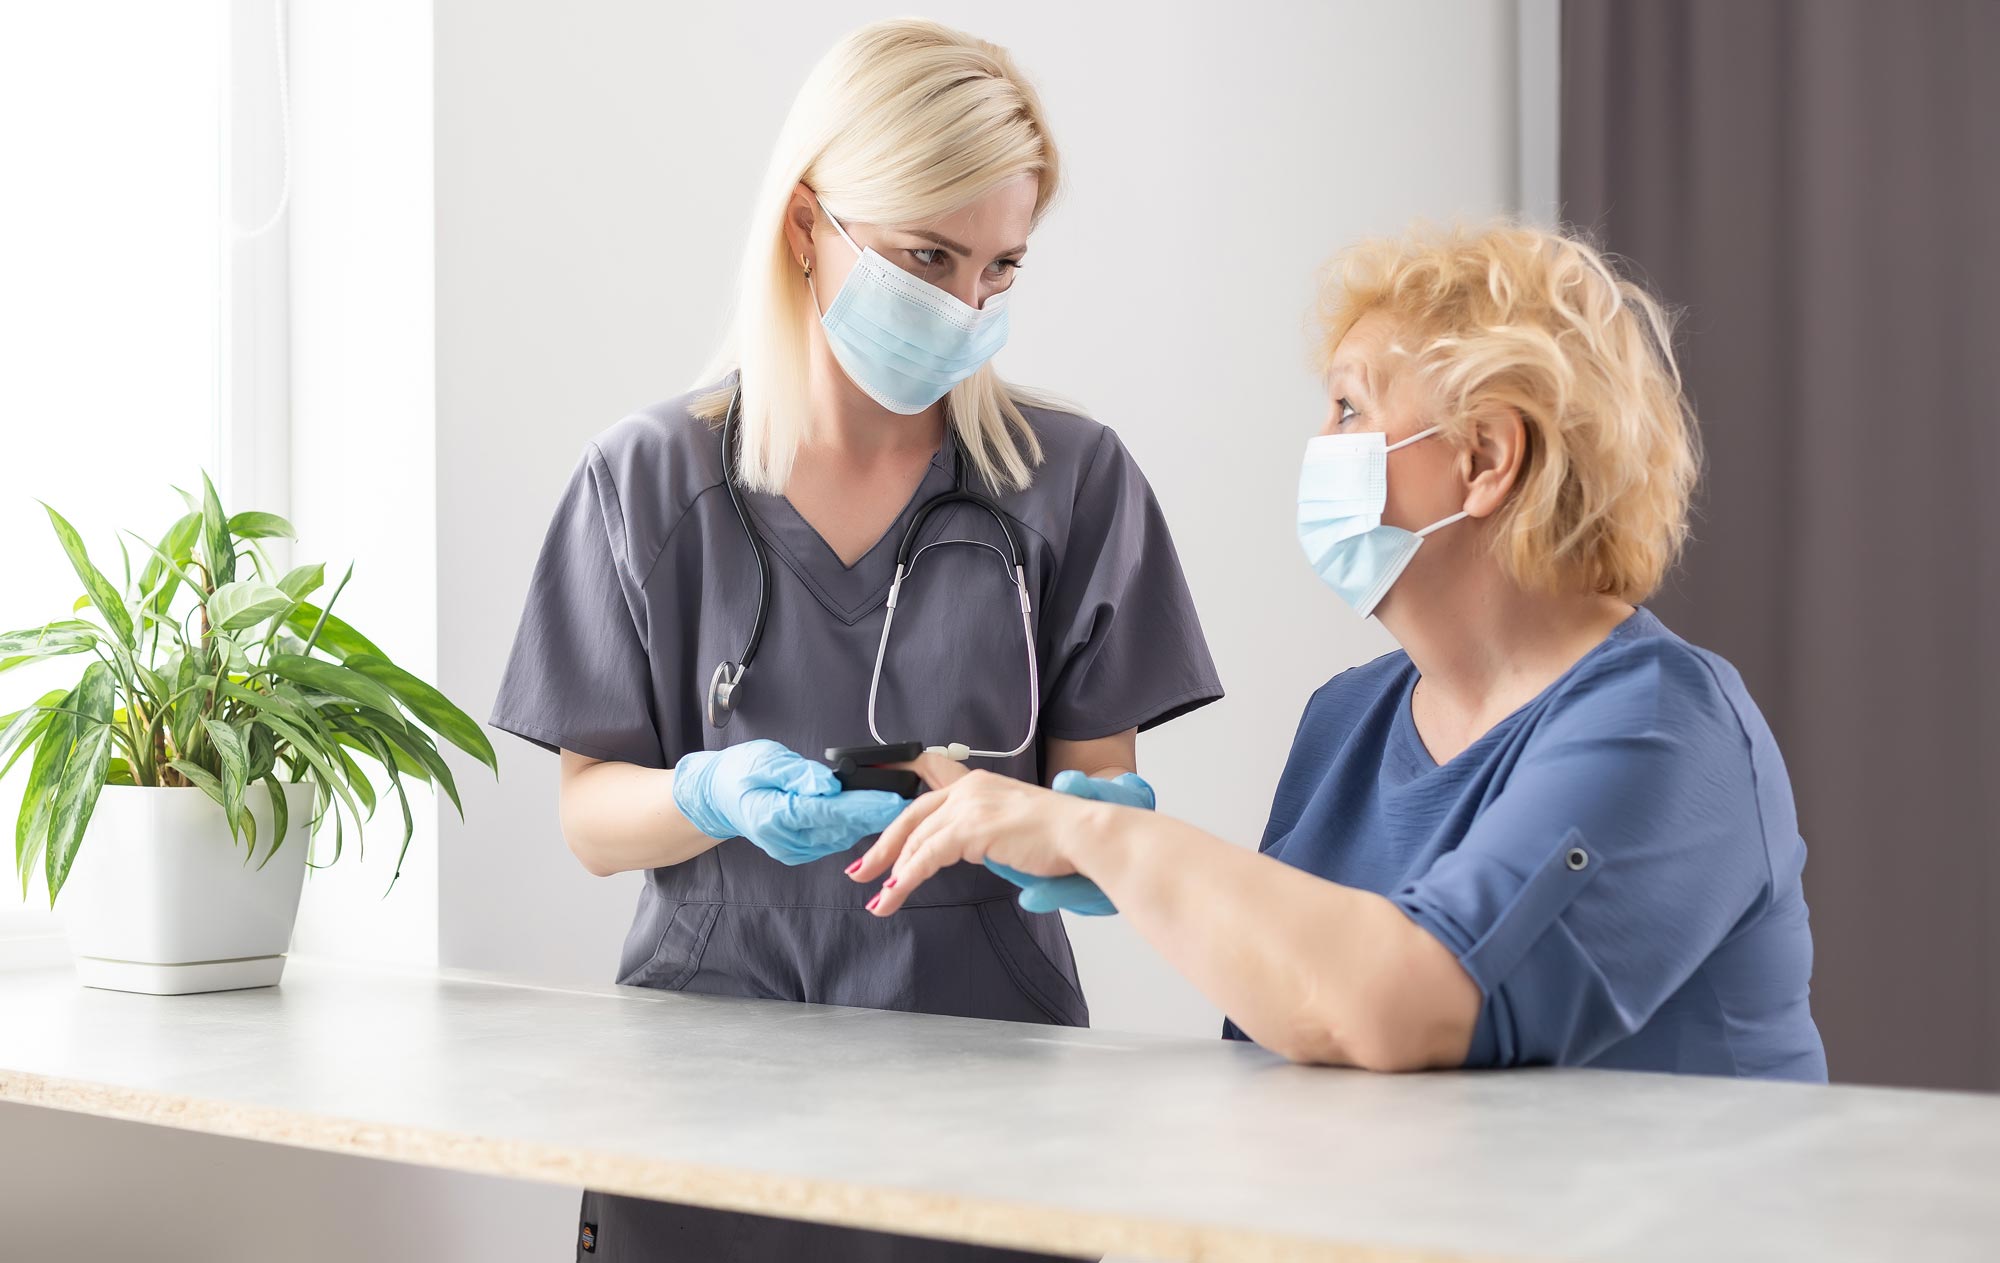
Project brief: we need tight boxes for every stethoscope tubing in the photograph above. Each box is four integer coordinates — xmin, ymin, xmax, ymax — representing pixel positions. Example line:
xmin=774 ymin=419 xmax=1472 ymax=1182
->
xmin=709 ymin=384 xmax=1039 ymax=755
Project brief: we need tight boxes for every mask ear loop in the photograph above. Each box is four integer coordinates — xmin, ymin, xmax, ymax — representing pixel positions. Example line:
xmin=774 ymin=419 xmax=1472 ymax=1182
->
xmin=1413 ymin=509 xmax=1470 ymax=538
xmin=1384 ymin=422 xmax=1471 ymax=536
xmin=806 ymin=194 xmax=864 ymax=320
xmin=814 ymin=193 xmax=863 ymax=255
xmin=1385 ymin=423 xmax=1445 ymax=453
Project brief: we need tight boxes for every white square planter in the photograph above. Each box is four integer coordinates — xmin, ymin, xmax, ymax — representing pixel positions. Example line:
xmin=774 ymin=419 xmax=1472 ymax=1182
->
xmin=58 ymin=781 xmax=315 ymax=994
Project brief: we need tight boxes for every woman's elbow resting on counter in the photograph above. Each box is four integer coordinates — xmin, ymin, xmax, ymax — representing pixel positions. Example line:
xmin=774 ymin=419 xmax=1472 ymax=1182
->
xmin=1261 ymin=907 xmax=1482 ymax=1072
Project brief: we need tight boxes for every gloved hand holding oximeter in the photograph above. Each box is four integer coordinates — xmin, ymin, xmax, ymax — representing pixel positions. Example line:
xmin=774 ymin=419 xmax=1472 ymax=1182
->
xmin=673 ymin=740 xmax=908 ymax=866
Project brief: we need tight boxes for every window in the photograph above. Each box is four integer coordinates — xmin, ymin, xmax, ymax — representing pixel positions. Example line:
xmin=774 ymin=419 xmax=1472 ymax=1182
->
xmin=0 ymin=2 xmax=287 ymax=943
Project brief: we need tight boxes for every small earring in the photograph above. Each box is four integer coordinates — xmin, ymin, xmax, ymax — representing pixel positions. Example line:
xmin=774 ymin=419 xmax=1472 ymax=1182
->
xmin=801 ymin=256 xmax=813 ymax=282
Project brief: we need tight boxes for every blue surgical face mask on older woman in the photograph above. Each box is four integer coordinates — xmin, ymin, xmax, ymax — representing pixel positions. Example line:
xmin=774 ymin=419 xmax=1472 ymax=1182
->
xmin=809 ymin=196 xmax=1012 ymax=415
xmin=1296 ymin=424 xmax=1470 ymax=618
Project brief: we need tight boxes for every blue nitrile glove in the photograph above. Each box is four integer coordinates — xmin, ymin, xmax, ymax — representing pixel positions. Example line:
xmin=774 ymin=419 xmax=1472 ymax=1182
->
xmin=673 ymin=739 xmax=908 ymax=866
xmin=987 ymin=771 xmax=1156 ymax=916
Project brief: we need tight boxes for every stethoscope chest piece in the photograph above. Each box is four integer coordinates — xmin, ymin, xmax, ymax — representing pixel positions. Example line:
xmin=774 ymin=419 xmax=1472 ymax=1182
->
xmin=707 ymin=660 xmax=744 ymax=729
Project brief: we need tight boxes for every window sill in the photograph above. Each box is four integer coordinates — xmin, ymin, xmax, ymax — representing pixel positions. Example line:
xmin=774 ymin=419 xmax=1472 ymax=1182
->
xmin=0 ymin=932 xmax=69 ymax=974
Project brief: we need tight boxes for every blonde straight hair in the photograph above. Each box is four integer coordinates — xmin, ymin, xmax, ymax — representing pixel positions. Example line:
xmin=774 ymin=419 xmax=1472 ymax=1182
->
xmin=693 ymin=19 xmax=1061 ymax=494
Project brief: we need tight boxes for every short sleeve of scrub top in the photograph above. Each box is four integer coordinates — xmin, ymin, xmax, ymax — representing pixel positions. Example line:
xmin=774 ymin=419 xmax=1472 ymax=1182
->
xmin=1036 ymin=427 xmax=1221 ymax=739
xmin=489 ymin=445 xmax=665 ymax=768
xmin=1247 ymin=609 xmax=1825 ymax=1080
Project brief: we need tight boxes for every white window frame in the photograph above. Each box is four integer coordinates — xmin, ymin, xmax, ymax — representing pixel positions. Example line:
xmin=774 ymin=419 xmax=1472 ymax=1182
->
xmin=222 ymin=0 xmax=294 ymax=530
xmin=0 ymin=1 xmax=292 ymax=970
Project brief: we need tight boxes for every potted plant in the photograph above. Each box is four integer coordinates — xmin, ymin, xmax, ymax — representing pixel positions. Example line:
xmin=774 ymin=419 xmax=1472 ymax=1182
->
xmin=0 ymin=475 xmax=495 ymax=993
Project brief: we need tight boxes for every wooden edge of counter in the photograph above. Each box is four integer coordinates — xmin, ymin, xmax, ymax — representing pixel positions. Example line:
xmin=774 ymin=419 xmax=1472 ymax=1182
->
xmin=0 ymin=1068 xmax=1521 ymax=1263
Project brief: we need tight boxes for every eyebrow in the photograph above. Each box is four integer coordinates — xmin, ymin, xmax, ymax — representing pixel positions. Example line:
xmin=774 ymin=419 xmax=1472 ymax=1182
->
xmin=1329 ymin=359 xmax=1373 ymax=396
xmin=899 ymin=228 xmax=1027 ymax=259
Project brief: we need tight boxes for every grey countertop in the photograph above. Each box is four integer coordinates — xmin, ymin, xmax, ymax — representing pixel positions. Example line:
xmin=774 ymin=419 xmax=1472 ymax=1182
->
xmin=0 ymin=958 xmax=1994 ymax=1261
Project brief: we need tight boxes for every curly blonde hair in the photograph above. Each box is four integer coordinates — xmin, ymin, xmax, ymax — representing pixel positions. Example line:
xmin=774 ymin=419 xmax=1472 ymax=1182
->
xmin=1316 ymin=223 xmax=1700 ymax=602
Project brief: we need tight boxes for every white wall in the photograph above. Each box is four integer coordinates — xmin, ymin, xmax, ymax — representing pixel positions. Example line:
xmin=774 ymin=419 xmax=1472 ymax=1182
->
xmin=433 ymin=0 xmax=1523 ymax=1037
xmin=286 ymin=0 xmax=441 ymax=967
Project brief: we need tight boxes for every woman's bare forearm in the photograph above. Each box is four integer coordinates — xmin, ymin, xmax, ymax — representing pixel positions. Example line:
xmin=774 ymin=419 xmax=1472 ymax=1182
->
xmin=1044 ymin=729 xmax=1137 ymax=783
xmin=1063 ymin=807 xmax=1479 ymax=1070
xmin=558 ymin=750 xmax=723 ymax=876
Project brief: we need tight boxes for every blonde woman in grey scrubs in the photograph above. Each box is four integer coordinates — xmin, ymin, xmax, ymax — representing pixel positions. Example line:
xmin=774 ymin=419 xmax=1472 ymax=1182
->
xmin=492 ymin=19 xmax=1221 ymax=1262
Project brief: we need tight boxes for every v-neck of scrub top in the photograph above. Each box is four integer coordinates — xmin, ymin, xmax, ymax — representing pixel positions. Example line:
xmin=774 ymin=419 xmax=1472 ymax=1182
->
xmin=743 ymin=441 xmax=962 ymax=626
xmin=1387 ymin=608 xmax=1654 ymax=782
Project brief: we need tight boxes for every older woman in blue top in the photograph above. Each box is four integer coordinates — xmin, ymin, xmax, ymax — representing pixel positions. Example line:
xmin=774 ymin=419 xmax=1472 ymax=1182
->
xmin=855 ymin=223 xmax=1826 ymax=1079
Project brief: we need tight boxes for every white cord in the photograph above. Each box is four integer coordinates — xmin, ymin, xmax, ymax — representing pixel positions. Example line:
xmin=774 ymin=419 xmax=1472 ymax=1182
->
xmin=231 ymin=0 xmax=292 ymax=240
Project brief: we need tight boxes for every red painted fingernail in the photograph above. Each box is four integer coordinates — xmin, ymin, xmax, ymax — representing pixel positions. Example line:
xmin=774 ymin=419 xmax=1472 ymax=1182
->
xmin=884 ymin=876 xmax=899 ymax=889
xmin=865 ymin=894 xmax=882 ymax=911
xmin=845 ymin=859 xmax=863 ymax=875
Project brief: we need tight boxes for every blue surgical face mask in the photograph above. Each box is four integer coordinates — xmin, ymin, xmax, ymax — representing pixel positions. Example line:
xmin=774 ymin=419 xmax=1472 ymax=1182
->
xmin=1296 ymin=424 xmax=1469 ymax=617
xmin=810 ymin=197 xmax=1012 ymax=415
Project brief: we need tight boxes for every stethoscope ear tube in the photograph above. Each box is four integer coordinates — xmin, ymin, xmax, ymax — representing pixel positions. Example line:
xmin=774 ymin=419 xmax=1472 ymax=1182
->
xmin=866 ymin=552 xmax=1040 ymax=760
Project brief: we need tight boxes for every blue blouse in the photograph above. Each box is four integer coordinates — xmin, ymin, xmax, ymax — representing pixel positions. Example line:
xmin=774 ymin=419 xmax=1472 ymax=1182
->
xmin=1229 ymin=608 xmax=1826 ymax=1080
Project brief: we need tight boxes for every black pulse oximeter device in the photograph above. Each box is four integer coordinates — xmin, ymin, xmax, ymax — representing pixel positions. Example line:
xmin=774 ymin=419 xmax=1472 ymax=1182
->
xmin=824 ymin=742 xmax=925 ymax=799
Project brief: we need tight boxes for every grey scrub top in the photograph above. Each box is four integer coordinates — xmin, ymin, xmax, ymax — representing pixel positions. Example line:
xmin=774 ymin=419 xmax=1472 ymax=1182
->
xmin=490 ymin=384 xmax=1220 ymax=1257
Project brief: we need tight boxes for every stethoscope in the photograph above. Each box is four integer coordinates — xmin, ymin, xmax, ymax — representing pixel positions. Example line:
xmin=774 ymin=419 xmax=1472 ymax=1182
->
xmin=706 ymin=386 xmax=1042 ymax=760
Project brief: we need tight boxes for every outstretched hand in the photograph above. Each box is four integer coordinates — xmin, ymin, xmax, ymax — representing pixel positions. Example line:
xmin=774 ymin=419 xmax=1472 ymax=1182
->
xmin=847 ymin=770 xmax=1106 ymax=916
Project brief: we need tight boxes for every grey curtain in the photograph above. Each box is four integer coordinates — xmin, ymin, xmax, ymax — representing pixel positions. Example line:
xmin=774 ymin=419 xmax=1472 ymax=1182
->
xmin=1561 ymin=0 xmax=2000 ymax=1091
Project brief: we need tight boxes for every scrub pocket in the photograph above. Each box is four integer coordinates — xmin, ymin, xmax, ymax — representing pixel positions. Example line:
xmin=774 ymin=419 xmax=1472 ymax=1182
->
xmin=977 ymin=900 xmax=1089 ymax=1027
xmin=616 ymin=895 xmax=721 ymax=992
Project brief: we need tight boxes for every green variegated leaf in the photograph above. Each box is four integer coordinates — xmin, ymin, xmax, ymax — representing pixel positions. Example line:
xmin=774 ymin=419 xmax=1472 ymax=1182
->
xmin=246 ymin=722 xmax=276 ymax=781
xmin=207 ymin=580 xmax=292 ymax=632
xmin=268 ymin=653 xmax=403 ymax=717
xmin=235 ymin=800 xmax=257 ymax=863
xmin=0 ymin=625 xmax=96 ymax=673
xmin=283 ymin=603 xmax=384 ymax=663
xmin=204 ymin=718 xmax=249 ymax=833
xmin=227 ymin=511 xmax=295 ymax=540
xmin=331 ymin=740 xmax=376 ymax=818
xmin=277 ymin=563 xmax=324 ymax=601
xmin=168 ymin=759 xmax=229 ymax=811
xmin=45 ymin=726 xmax=112 ymax=902
xmin=381 ymin=720 xmax=462 ymax=817
xmin=138 ymin=511 xmax=203 ymax=619
xmin=258 ymin=774 xmax=290 ymax=868
xmin=211 ymin=632 xmax=252 ymax=676
xmin=384 ymin=763 xmax=415 ymax=895
xmin=16 ymin=707 xmax=75 ymax=894
xmin=250 ymin=709 xmax=364 ymax=836
xmin=36 ymin=663 xmax=115 ymax=902
xmin=345 ymin=654 xmax=496 ymax=772
xmin=200 ymin=472 xmax=234 ymax=585
xmin=41 ymin=504 xmax=133 ymax=646
xmin=170 ymin=650 xmax=204 ymax=756
xmin=0 ymin=691 xmax=66 ymax=777
xmin=129 ymin=521 xmax=205 ymax=614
